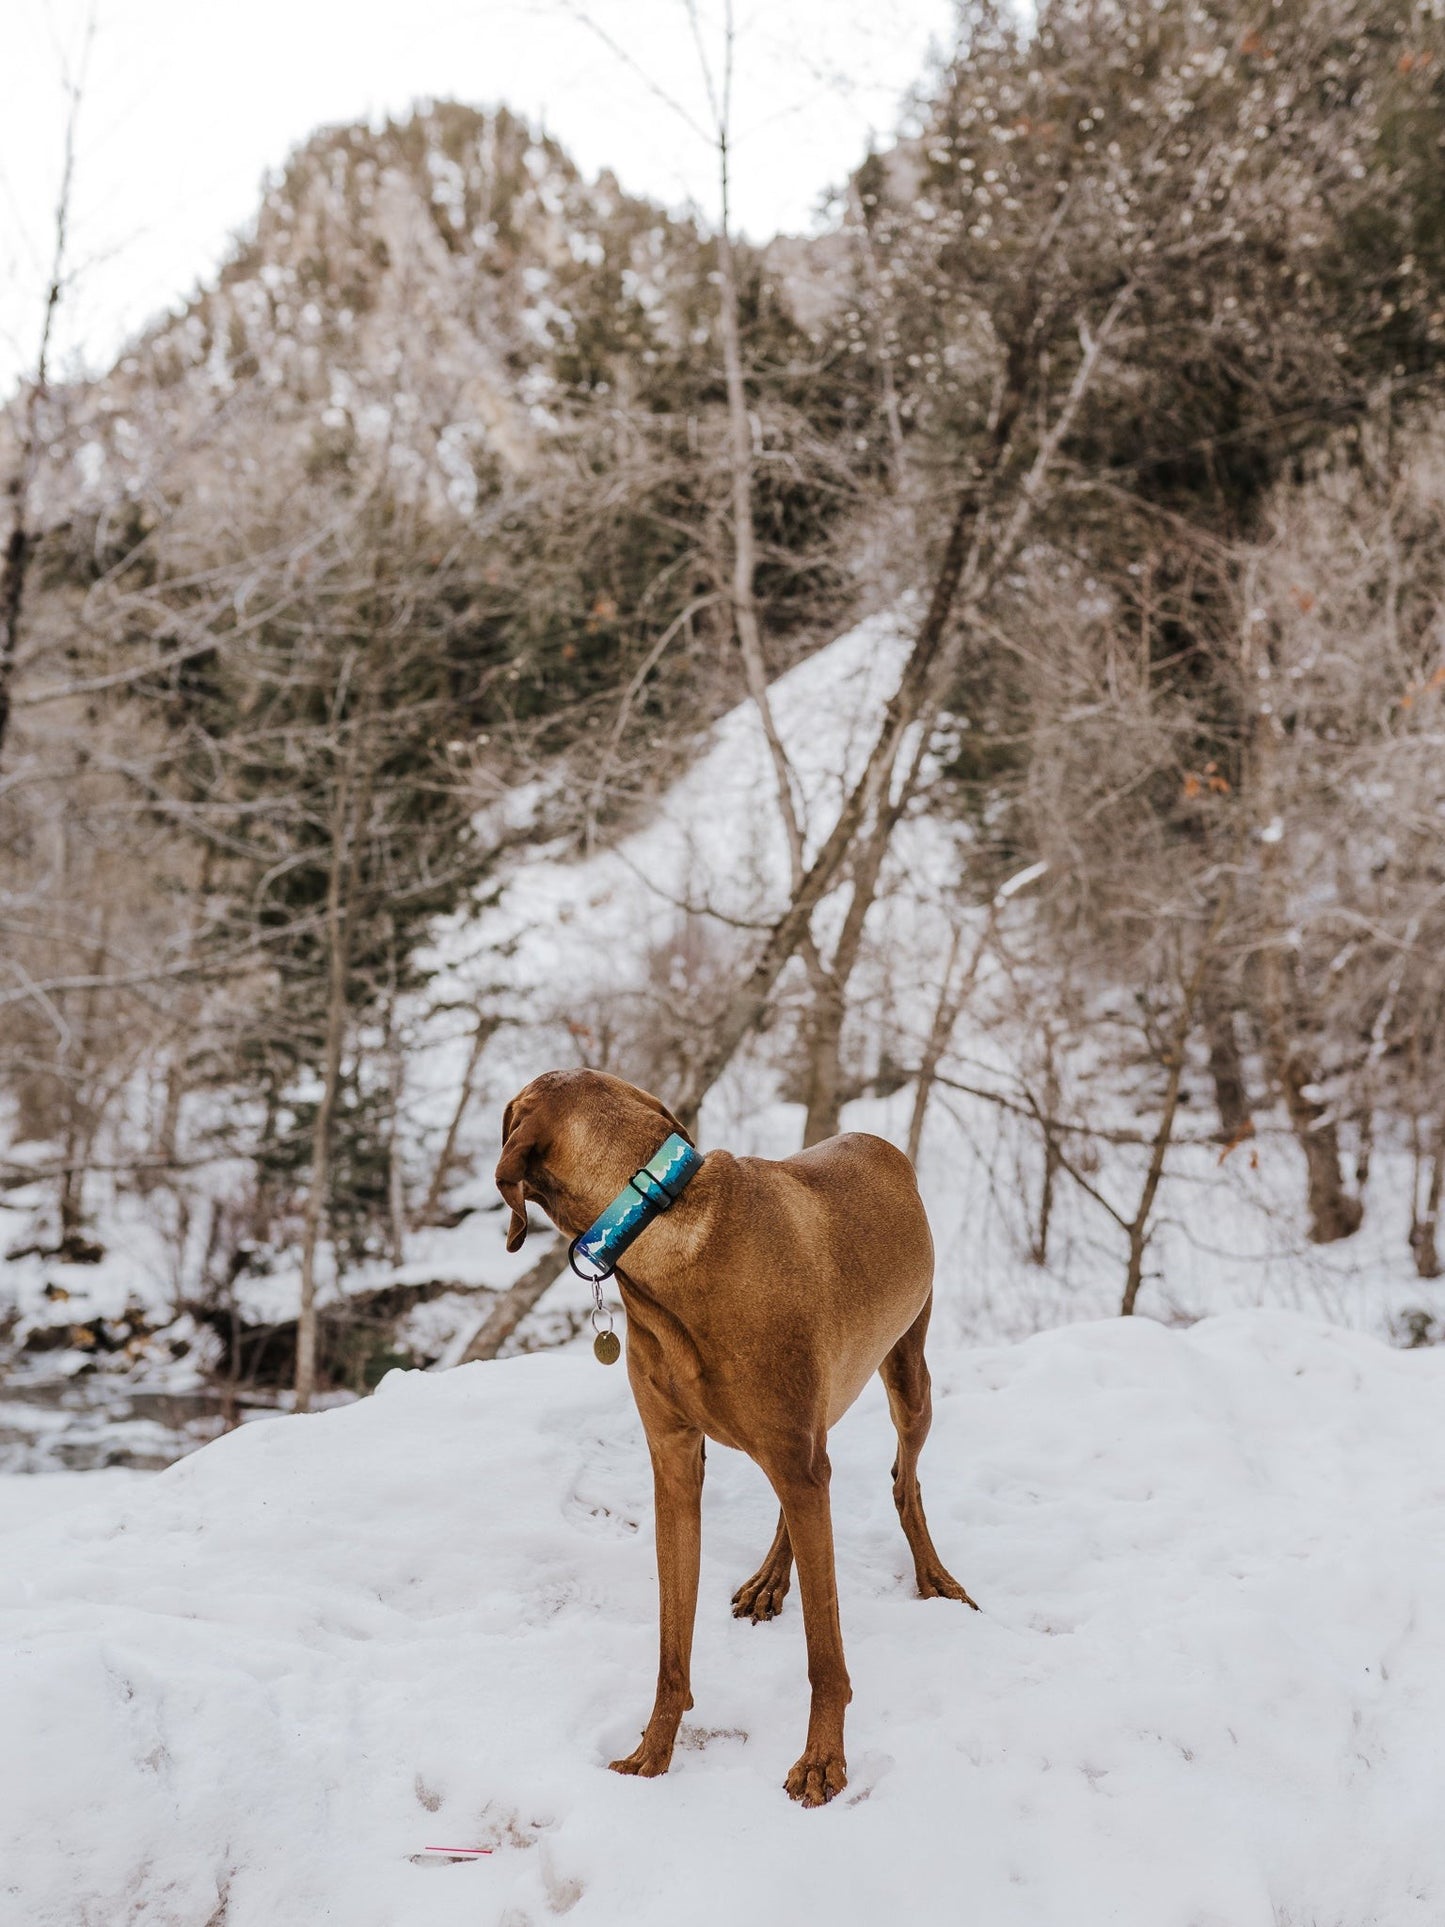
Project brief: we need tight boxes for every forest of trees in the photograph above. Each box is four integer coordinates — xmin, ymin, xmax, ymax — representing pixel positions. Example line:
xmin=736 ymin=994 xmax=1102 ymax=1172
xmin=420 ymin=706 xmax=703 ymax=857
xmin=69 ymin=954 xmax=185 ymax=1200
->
xmin=4 ymin=0 xmax=1445 ymax=1406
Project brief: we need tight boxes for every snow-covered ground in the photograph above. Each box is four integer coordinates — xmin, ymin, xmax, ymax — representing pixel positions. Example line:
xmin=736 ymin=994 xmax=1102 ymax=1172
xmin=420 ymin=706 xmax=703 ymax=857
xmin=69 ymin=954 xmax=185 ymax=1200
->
xmin=4 ymin=1311 xmax=1444 ymax=1927
xmin=0 ymin=1468 xmax=143 ymax=1536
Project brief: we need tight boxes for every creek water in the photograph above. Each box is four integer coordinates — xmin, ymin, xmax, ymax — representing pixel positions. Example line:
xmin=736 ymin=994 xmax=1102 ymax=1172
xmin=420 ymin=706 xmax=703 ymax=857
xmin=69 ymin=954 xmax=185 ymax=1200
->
xmin=0 ymin=1375 xmax=258 ymax=1472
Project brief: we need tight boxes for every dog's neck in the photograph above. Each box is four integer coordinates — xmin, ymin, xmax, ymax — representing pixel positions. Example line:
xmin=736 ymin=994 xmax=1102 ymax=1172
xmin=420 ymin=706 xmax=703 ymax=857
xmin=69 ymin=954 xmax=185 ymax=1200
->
xmin=548 ymin=1116 xmax=688 ymax=1235
xmin=553 ymin=1124 xmax=712 ymax=1285
xmin=570 ymin=1133 xmax=702 ymax=1279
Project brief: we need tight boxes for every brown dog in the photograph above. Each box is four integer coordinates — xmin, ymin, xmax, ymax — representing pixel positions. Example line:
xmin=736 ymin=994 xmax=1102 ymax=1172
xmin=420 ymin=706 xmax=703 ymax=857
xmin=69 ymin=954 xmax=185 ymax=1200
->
xmin=495 ymin=1067 xmax=974 ymax=1806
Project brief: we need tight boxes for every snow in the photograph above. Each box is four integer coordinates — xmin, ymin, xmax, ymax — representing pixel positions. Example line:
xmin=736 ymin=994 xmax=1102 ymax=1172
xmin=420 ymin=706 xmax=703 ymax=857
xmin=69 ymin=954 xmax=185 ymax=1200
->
xmin=449 ymin=606 xmax=931 ymax=1009
xmin=0 ymin=1470 xmax=143 ymax=1537
xmin=4 ymin=1311 xmax=1445 ymax=1926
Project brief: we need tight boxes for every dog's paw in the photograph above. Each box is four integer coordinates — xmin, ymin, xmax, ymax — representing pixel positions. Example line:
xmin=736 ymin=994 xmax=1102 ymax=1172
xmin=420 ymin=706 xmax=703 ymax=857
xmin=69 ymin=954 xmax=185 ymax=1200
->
xmin=609 ymin=1735 xmax=675 ymax=1780
xmin=731 ymin=1568 xmax=791 ymax=1621
xmin=784 ymin=1746 xmax=847 ymax=1808
xmin=917 ymin=1563 xmax=979 ymax=1608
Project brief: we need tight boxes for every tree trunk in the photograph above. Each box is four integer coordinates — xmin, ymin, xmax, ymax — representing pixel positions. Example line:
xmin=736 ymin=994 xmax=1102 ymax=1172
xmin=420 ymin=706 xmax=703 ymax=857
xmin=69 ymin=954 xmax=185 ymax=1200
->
xmin=1409 ymin=1120 xmax=1443 ymax=1281
xmin=1258 ymin=947 xmax=1362 ymax=1245
xmin=295 ymin=736 xmax=368 ymax=1412
xmin=1125 ymin=1040 xmax=1194 ymax=1325
xmin=155 ymin=1057 xmax=186 ymax=1173
xmin=386 ymin=1046 xmax=407 ymax=1271
xmin=714 ymin=126 xmax=808 ymax=890
xmin=57 ymin=1128 xmax=85 ymax=1241
xmin=799 ymin=973 xmax=848 ymax=1148
xmin=52 ymin=906 xmax=108 ymax=1243
xmin=1354 ymin=1106 xmax=1375 ymax=1191
xmin=906 ymin=926 xmax=965 ymax=1168
xmin=1200 ymin=967 xmax=1251 ymax=1143
xmin=0 ymin=57 xmax=79 ymax=770
xmin=799 ymin=778 xmax=905 ymax=1146
xmin=1247 ymin=593 xmax=1361 ymax=1247
xmin=1035 ymin=1133 xmax=1060 ymax=1270
xmin=459 ymin=1246 xmax=568 ymax=1363
xmin=294 ymin=901 xmax=349 ymax=1412
xmin=1030 ymin=1043 xmax=1062 ymax=1268
xmin=419 ymin=1010 xmax=498 ymax=1225
xmin=1275 ymin=1044 xmax=1362 ymax=1244
xmin=1120 ymin=1024 xmax=1192 ymax=1316
xmin=1121 ymin=903 xmax=1229 ymax=1315
xmin=0 ymin=522 xmax=30 ymax=762
xmin=1121 ymin=1218 xmax=1150 ymax=1319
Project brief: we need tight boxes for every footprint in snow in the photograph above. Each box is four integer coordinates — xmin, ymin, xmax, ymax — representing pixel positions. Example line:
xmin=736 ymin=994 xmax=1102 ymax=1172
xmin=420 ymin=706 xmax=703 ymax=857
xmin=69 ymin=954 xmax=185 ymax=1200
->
xmin=676 ymin=1723 xmax=749 ymax=1751
xmin=840 ymin=1748 xmax=895 ymax=1806
xmin=564 ymin=1428 xmax=643 ymax=1538
xmin=407 ymin=1799 xmax=564 ymax=1868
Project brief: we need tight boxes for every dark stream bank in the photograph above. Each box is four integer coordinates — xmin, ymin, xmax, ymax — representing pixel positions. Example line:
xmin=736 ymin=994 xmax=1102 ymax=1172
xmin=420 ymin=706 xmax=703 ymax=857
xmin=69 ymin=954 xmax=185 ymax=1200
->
xmin=0 ymin=1377 xmax=274 ymax=1473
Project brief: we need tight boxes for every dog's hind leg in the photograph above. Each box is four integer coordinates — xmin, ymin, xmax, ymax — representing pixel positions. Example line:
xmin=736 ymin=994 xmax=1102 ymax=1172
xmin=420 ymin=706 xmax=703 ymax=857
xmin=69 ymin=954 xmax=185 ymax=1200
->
xmin=881 ymin=1299 xmax=978 ymax=1607
xmin=731 ymin=1508 xmax=793 ymax=1621
xmin=766 ymin=1444 xmax=852 ymax=1805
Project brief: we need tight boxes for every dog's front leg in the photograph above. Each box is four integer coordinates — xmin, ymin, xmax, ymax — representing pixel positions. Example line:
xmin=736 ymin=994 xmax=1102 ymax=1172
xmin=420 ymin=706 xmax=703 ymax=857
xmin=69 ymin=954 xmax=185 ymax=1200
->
xmin=610 ymin=1418 xmax=704 ymax=1780
xmin=770 ymin=1445 xmax=852 ymax=1807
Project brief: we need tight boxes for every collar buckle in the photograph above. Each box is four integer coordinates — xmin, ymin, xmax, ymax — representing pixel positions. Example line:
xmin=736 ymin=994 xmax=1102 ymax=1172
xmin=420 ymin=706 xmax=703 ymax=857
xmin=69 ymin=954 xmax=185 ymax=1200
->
xmin=627 ymin=1167 xmax=679 ymax=1212
xmin=567 ymin=1133 xmax=703 ymax=1338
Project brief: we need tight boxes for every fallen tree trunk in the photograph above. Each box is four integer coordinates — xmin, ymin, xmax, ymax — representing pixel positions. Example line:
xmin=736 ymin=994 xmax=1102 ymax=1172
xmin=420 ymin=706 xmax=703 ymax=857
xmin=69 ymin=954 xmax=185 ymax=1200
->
xmin=192 ymin=1276 xmax=474 ymax=1389
xmin=458 ymin=1245 xmax=567 ymax=1363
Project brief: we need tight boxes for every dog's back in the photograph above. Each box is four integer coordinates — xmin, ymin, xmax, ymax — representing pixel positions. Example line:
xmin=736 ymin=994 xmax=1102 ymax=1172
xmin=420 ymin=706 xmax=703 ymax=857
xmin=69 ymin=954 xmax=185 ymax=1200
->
xmin=778 ymin=1130 xmax=932 ymax=1276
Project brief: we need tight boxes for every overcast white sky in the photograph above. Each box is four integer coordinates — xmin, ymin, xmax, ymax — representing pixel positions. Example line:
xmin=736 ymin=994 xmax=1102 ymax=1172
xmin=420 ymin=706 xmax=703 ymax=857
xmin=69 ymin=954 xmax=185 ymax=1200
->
xmin=0 ymin=0 xmax=959 ymax=396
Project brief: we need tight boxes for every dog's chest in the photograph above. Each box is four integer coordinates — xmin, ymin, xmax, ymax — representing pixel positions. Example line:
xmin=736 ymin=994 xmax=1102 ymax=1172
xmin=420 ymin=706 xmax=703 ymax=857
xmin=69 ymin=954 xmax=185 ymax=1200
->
xmin=620 ymin=1282 xmax=814 ymax=1450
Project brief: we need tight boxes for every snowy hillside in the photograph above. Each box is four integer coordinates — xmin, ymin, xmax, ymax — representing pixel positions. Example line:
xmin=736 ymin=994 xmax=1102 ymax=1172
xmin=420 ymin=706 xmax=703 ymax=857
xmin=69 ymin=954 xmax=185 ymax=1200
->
xmin=3 ymin=1312 xmax=1444 ymax=1926
xmin=421 ymin=608 xmax=1442 ymax=1352
xmin=423 ymin=603 xmax=964 ymax=1150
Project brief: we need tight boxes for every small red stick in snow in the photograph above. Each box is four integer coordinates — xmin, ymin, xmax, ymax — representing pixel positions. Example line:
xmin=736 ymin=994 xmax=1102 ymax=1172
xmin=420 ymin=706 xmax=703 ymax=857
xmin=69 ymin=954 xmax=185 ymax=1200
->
xmin=424 ymin=1846 xmax=494 ymax=1855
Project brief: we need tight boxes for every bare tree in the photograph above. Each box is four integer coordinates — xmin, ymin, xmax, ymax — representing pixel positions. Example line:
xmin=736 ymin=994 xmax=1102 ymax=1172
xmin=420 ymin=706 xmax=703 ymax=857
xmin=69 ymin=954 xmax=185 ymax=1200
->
xmin=293 ymin=669 xmax=375 ymax=1411
xmin=0 ymin=10 xmax=91 ymax=768
xmin=418 ymin=1005 xmax=501 ymax=1228
xmin=905 ymin=862 xmax=1047 ymax=1168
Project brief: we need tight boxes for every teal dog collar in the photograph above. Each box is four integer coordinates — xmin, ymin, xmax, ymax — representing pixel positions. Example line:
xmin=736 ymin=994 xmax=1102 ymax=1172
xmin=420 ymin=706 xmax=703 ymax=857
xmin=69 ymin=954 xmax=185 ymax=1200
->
xmin=567 ymin=1132 xmax=703 ymax=1284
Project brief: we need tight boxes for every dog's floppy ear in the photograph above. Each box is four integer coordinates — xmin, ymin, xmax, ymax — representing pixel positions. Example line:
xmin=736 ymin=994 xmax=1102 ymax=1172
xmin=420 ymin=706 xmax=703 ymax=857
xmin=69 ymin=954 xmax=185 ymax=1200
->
xmin=643 ymin=1091 xmax=695 ymax=1150
xmin=496 ymin=1097 xmax=541 ymax=1253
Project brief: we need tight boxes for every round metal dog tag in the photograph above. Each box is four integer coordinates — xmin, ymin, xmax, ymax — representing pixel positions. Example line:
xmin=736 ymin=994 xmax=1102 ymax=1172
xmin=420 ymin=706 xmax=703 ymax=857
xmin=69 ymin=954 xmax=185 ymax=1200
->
xmin=593 ymin=1329 xmax=621 ymax=1366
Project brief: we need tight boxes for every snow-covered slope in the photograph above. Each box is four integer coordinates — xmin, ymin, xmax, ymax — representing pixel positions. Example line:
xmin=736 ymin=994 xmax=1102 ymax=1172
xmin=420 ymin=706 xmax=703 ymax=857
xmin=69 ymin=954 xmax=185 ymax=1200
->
xmin=0 ymin=1469 xmax=142 ymax=1537
xmin=4 ymin=1312 xmax=1444 ymax=1926
xmin=426 ymin=603 xmax=955 ymax=1124
xmin=423 ymin=607 xmax=1441 ymax=1351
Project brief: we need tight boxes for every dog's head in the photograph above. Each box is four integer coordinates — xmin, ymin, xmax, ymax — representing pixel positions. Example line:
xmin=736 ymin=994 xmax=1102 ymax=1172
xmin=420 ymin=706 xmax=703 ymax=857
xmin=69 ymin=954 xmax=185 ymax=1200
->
xmin=495 ymin=1069 xmax=693 ymax=1252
